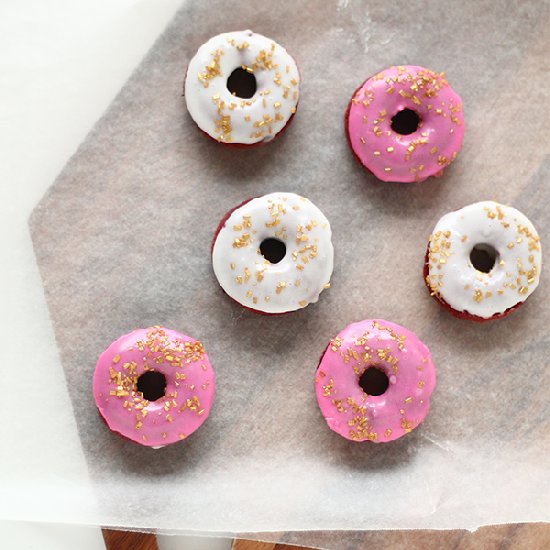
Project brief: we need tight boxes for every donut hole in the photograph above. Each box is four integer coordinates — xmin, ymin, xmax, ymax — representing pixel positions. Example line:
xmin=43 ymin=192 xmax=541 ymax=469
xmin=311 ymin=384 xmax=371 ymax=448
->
xmin=227 ymin=67 xmax=257 ymax=99
xmin=136 ymin=371 xmax=166 ymax=401
xmin=470 ymin=243 xmax=498 ymax=273
xmin=391 ymin=108 xmax=421 ymax=135
xmin=359 ymin=367 xmax=389 ymax=396
xmin=260 ymin=238 xmax=286 ymax=264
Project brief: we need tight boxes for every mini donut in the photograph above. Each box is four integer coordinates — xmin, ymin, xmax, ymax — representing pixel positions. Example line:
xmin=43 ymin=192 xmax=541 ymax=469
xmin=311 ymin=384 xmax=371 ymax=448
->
xmin=424 ymin=201 xmax=542 ymax=322
xmin=93 ymin=326 xmax=215 ymax=448
xmin=345 ymin=65 xmax=464 ymax=182
xmin=212 ymin=192 xmax=334 ymax=314
xmin=315 ymin=319 xmax=436 ymax=442
xmin=184 ymin=30 xmax=300 ymax=145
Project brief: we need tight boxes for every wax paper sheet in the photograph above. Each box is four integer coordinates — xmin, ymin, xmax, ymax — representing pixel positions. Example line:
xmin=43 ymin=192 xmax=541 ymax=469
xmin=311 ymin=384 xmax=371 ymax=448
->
xmin=23 ymin=0 xmax=550 ymax=541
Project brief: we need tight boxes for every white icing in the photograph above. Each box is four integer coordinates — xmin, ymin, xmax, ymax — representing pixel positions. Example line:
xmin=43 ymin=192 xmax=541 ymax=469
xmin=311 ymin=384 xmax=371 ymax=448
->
xmin=212 ymin=192 xmax=334 ymax=314
xmin=184 ymin=30 xmax=299 ymax=144
xmin=427 ymin=201 xmax=542 ymax=318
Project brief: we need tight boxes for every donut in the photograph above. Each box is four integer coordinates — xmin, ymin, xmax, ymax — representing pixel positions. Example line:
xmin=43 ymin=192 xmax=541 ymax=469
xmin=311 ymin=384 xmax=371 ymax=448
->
xmin=93 ymin=326 xmax=215 ymax=448
xmin=424 ymin=201 xmax=542 ymax=322
xmin=212 ymin=192 xmax=334 ymax=314
xmin=345 ymin=65 xmax=464 ymax=182
xmin=315 ymin=319 xmax=436 ymax=442
xmin=184 ymin=30 xmax=300 ymax=145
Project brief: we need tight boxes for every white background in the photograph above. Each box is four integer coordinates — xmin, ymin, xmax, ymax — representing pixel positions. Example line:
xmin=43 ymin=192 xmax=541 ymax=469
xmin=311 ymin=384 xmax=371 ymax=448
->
xmin=0 ymin=1 xmax=229 ymax=548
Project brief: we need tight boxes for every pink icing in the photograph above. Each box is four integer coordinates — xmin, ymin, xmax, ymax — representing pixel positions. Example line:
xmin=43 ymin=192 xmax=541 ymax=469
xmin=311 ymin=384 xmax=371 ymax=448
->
xmin=314 ymin=319 xmax=436 ymax=442
xmin=346 ymin=65 xmax=464 ymax=183
xmin=93 ymin=326 xmax=215 ymax=448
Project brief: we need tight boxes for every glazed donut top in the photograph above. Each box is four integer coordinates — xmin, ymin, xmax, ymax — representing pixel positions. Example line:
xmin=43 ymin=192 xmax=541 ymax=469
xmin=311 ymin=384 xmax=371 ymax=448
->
xmin=185 ymin=30 xmax=300 ymax=144
xmin=426 ymin=201 xmax=542 ymax=318
xmin=347 ymin=65 xmax=464 ymax=182
xmin=212 ymin=192 xmax=334 ymax=314
xmin=93 ymin=327 xmax=215 ymax=448
xmin=315 ymin=319 xmax=436 ymax=442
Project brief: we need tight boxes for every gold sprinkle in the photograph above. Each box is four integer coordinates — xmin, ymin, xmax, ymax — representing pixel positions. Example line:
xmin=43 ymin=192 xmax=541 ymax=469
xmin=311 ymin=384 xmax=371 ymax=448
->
xmin=112 ymin=354 xmax=121 ymax=364
xmin=233 ymin=233 xmax=250 ymax=248
xmin=299 ymin=300 xmax=307 ymax=307
xmin=386 ymin=146 xmax=394 ymax=153
xmin=404 ymin=396 xmax=413 ymax=404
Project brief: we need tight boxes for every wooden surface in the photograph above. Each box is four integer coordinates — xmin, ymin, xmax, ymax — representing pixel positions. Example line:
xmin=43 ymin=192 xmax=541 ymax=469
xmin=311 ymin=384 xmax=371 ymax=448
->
xmin=102 ymin=528 xmax=158 ymax=550
xmin=232 ymin=542 xmax=310 ymax=550
xmin=102 ymin=524 xmax=550 ymax=550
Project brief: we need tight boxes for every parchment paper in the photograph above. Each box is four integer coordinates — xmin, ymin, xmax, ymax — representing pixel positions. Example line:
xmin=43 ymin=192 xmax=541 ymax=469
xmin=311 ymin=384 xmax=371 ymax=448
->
xmin=28 ymin=0 xmax=550 ymax=540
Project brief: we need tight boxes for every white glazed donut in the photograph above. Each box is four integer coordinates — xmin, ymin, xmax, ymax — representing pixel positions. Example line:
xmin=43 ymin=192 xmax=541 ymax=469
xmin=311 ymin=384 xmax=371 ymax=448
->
xmin=425 ymin=201 xmax=542 ymax=320
xmin=212 ymin=192 xmax=334 ymax=314
xmin=184 ymin=30 xmax=300 ymax=145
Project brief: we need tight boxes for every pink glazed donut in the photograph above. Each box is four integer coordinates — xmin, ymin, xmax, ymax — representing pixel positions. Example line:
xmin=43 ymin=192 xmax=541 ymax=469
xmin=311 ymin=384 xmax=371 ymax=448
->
xmin=345 ymin=65 xmax=464 ymax=183
xmin=93 ymin=326 xmax=215 ymax=448
xmin=315 ymin=319 xmax=436 ymax=442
